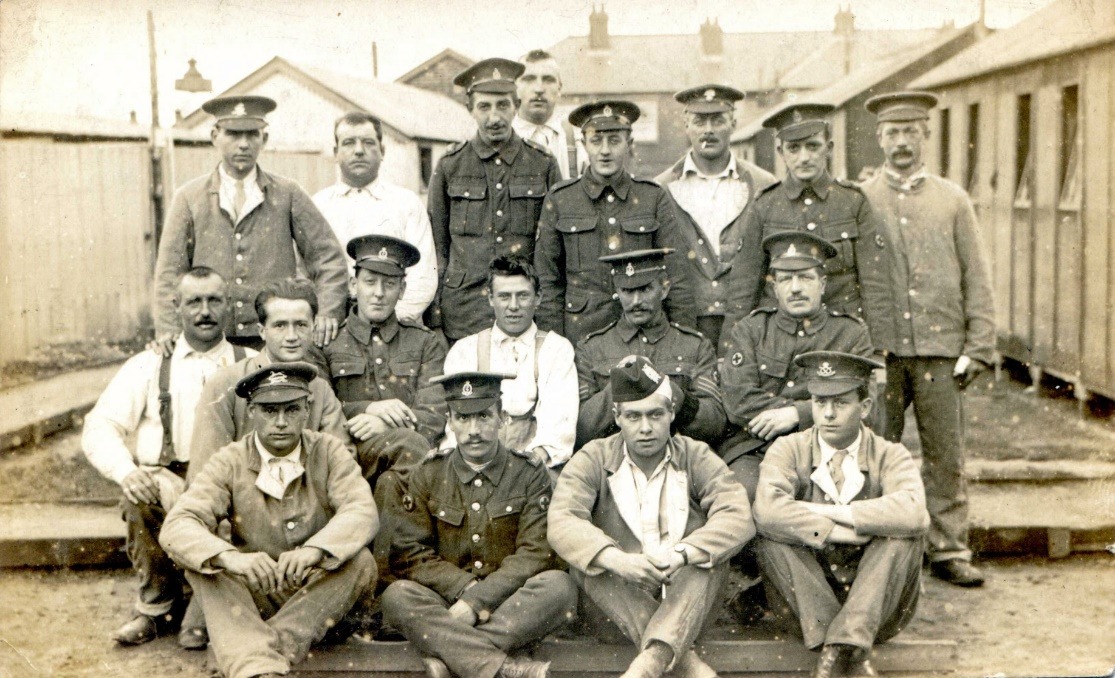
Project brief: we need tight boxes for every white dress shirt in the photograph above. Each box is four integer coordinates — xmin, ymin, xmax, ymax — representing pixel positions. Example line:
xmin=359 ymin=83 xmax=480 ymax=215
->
xmin=313 ymin=179 xmax=438 ymax=324
xmin=254 ymin=434 xmax=304 ymax=500
xmin=618 ymin=444 xmax=675 ymax=560
xmin=442 ymin=323 xmax=578 ymax=466
xmin=811 ymin=430 xmax=866 ymax=505
xmin=513 ymin=114 xmax=572 ymax=179
xmin=82 ymin=336 xmax=253 ymax=484
xmin=665 ymin=153 xmax=751 ymax=255
xmin=217 ymin=164 xmax=263 ymax=225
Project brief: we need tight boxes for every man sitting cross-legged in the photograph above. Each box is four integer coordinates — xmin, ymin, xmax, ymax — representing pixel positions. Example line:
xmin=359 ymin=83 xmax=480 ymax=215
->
xmin=753 ymin=351 xmax=928 ymax=678
xmin=549 ymin=356 xmax=753 ymax=678
xmin=160 ymin=363 xmax=377 ymax=678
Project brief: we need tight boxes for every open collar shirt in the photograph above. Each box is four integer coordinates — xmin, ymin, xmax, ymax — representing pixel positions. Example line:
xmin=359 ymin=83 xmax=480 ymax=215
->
xmin=667 ymin=153 xmax=750 ymax=255
xmin=613 ymin=442 xmax=680 ymax=560
xmin=217 ymin=164 xmax=263 ymax=225
xmin=513 ymin=113 xmax=571 ymax=179
xmin=812 ymin=430 xmax=865 ymax=506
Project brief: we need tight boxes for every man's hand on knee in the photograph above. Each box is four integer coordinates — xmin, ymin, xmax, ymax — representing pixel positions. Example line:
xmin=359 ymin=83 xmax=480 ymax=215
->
xmin=276 ymin=546 xmax=324 ymax=588
xmin=214 ymin=550 xmax=281 ymax=593
xmin=121 ymin=468 xmax=161 ymax=506
xmin=594 ymin=547 xmax=669 ymax=589
xmin=447 ymin=599 xmax=478 ymax=626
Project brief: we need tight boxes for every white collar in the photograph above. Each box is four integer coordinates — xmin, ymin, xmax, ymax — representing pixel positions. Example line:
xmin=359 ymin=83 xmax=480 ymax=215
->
xmin=255 ymin=433 xmax=302 ymax=466
xmin=621 ymin=441 xmax=674 ymax=481
xmin=340 ymin=177 xmax=383 ymax=198
xmin=515 ymin=114 xmax=560 ymax=135
xmin=173 ymin=334 xmax=232 ymax=360
xmin=492 ymin=322 xmax=537 ymax=346
xmin=818 ymin=429 xmax=862 ymax=465
xmin=682 ymin=151 xmax=738 ymax=180
xmin=218 ymin=163 xmax=257 ymax=187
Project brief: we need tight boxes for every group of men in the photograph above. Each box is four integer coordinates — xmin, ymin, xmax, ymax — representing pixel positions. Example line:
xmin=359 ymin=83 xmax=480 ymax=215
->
xmin=80 ymin=46 xmax=994 ymax=678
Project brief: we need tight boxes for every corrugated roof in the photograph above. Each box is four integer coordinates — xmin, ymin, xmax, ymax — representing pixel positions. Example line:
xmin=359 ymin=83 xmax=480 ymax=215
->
xmin=549 ymin=27 xmax=943 ymax=95
xmin=913 ymin=0 xmax=1115 ymax=88
xmin=2 ymin=110 xmax=208 ymax=141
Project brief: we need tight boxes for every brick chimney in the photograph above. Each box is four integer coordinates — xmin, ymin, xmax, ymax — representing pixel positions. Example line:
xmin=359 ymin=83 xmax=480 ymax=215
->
xmin=589 ymin=5 xmax=610 ymax=51
xmin=834 ymin=5 xmax=855 ymax=37
xmin=699 ymin=18 xmax=724 ymax=57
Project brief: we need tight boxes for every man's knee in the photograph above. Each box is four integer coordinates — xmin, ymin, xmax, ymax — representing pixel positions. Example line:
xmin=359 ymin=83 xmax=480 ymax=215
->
xmin=727 ymin=455 xmax=761 ymax=503
xmin=380 ymin=579 xmax=432 ymax=622
xmin=530 ymin=570 xmax=578 ymax=610
xmin=344 ymin=548 xmax=378 ymax=592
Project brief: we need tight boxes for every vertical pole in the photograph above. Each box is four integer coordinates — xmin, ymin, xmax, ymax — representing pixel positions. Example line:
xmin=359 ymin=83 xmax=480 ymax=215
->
xmin=148 ymin=10 xmax=165 ymax=263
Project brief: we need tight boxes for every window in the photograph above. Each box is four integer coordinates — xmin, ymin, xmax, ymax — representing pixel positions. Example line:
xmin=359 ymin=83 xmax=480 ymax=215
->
xmin=939 ymin=108 xmax=951 ymax=177
xmin=1058 ymin=85 xmax=1081 ymax=210
xmin=966 ymin=103 xmax=980 ymax=195
xmin=419 ymin=144 xmax=433 ymax=192
xmin=1014 ymin=94 xmax=1033 ymax=207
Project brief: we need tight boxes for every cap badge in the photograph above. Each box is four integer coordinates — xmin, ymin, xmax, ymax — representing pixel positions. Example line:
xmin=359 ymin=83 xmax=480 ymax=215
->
xmin=264 ymin=371 xmax=289 ymax=385
xmin=492 ymin=68 xmax=502 ymax=80
xmin=603 ymin=105 xmax=613 ymax=118
xmin=792 ymin=109 xmax=803 ymax=123
xmin=817 ymin=362 xmax=836 ymax=378
xmin=641 ymin=363 xmax=662 ymax=383
xmin=231 ymin=102 xmax=247 ymax=117
xmin=704 ymin=89 xmax=716 ymax=101
xmin=625 ymin=262 xmax=635 ymax=277
xmin=461 ymin=381 xmax=474 ymax=397
xmin=785 ymin=243 xmax=798 ymax=257
xmin=378 ymin=247 xmax=389 ymax=259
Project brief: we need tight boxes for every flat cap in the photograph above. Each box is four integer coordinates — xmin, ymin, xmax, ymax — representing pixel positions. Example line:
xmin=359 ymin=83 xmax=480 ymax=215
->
xmin=235 ymin=362 xmax=317 ymax=404
xmin=675 ymin=84 xmax=744 ymax=114
xmin=763 ymin=232 xmax=837 ymax=272
xmin=763 ymin=102 xmax=835 ymax=142
xmin=610 ymin=355 xmax=672 ymax=404
xmin=432 ymin=371 xmax=514 ymax=414
xmin=569 ymin=100 xmax=641 ymax=132
xmin=202 ymin=95 xmax=276 ymax=131
xmin=794 ymin=351 xmax=883 ymax=397
xmin=454 ymin=58 xmax=524 ymax=94
xmin=600 ymin=248 xmax=674 ymax=289
xmin=865 ymin=91 xmax=938 ymax=122
xmin=347 ymin=234 xmax=420 ymax=277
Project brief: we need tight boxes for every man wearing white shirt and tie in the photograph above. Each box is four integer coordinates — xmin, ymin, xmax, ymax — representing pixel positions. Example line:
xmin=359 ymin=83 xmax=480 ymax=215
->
xmin=313 ymin=112 xmax=439 ymax=325
xmin=753 ymin=351 xmax=928 ymax=678
xmin=512 ymin=50 xmax=579 ymax=180
xmin=442 ymin=255 xmax=578 ymax=473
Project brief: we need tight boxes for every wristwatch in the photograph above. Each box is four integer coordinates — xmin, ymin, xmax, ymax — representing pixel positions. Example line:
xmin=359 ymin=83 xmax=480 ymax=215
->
xmin=674 ymin=543 xmax=690 ymax=565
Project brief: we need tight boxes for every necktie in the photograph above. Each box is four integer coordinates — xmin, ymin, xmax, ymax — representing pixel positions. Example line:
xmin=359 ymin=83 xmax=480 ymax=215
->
xmin=829 ymin=449 xmax=848 ymax=494
xmin=233 ymin=179 xmax=246 ymax=222
xmin=510 ymin=340 xmax=522 ymax=367
xmin=269 ymin=457 xmax=293 ymax=485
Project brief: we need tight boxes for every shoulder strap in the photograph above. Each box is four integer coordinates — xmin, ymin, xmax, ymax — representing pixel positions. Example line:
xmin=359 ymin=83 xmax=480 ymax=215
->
xmin=533 ymin=330 xmax=547 ymax=384
xmin=476 ymin=329 xmax=492 ymax=372
xmin=157 ymin=354 xmax=175 ymax=465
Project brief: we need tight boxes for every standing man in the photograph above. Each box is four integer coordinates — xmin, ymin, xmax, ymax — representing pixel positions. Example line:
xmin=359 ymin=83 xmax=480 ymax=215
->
xmin=861 ymin=91 xmax=995 ymax=588
xmin=655 ymin=85 xmax=777 ymax=349
xmin=442 ymin=255 xmax=578 ymax=473
xmin=549 ymin=356 xmax=753 ymax=678
xmin=513 ymin=49 xmax=579 ymax=180
xmin=382 ymin=372 xmax=576 ymax=678
xmin=324 ymin=234 xmax=449 ymax=576
xmin=429 ymin=58 xmax=561 ymax=342
xmin=724 ymin=103 xmax=892 ymax=350
xmin=190 ymin=279 xmax=349 ymax=480
xmin=154 ymin=95 xmax=348 ymax=350
xmin=534 ymin=101 xmax=696 ymax=346
xmin=161 ymin=363 xmax=378 ymax=678
xmin=753 ymin=351 xmax=928 ymax=678
xmin=575 ymin=249 xmax=724 ymax=449
xmin=314 ymin=112 xmax=439 ymax=325
xmin=719 ymin=232 xmax=873 ymax=500
xmin=83 ymin=268 xmax=250 ymax=648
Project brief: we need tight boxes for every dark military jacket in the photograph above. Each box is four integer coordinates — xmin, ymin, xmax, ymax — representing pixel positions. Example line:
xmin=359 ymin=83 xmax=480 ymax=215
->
xmin=575 ymin=313 xmax=725 ymax=448
xmin=324 ymin=312 xmax=448 ymax=445
xmin=428 ymin=133 xmax=561 ymax=340
xmin=719 ymin=306 xmax=872 ymax=464
xmin=391 ymin=444 xmax=557 ymax=617
xmin=533 ymin=170 xmax=697 ymax=347
xmin=723 ymin=172 xmax=894 ymax=348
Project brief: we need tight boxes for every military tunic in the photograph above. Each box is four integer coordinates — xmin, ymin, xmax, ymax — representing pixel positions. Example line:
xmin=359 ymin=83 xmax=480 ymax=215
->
xmin=723 ymin=172 xmax=894 ymax=348
xmin=575 ymin=313 xmax=724 ymax=448
xmin=428 ymin=134 xmax=561 ymax=340
xmin=534 ymin=171 xmax=697 ymax=346
xmin=719 ymin=306 xmax=872 ymax=465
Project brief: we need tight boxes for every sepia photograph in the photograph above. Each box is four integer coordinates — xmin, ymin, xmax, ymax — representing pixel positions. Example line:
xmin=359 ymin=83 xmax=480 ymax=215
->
xmin=1 ymin=0 xmax=1113 ymax=676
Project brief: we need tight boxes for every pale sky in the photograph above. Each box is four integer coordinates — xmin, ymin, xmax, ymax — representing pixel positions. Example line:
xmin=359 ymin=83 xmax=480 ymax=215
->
xmin=1 ymin=0 xmax=1059 ymax=125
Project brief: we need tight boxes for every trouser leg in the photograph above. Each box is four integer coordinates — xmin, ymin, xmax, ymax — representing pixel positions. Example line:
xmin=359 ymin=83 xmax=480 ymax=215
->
xmin=185 ymin=570 xmax=289 ymax=678
xmin=910 ymin=357 xmax=971 ymax=562
xmin=381 ymin=580 xmax=507 ymax=678
xmin=825 ymin=537 xmax=922 ymax=649
xmin=882 ymin=356 xmax=914 ymax=446
xmin=754 ymin=537 xmax=843 ymax=650
xmin=123 ymin=500 xmax=182 ymax=618
xmin=727 ymin=453 xmax=762 ymax=504
xmin=476 ymin=570 xmax=578 ymax=653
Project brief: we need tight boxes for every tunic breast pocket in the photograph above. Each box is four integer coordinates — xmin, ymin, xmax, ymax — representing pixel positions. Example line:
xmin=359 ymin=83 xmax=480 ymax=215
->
xmin=822 ymin=220 xmax=858 ymax=275
xmin=389 ymin=360 xmax=420 ymax=399
xmin=756 ymin=352 xmax=789 ymax=387
xmin=508 ymin=181 xmax=547 ymax=236
xmin=489 ymin=495 xmax=525 ymax=525
xmin=555 ymin=217 xmax=598 ymax=272
xmin=328 ymin=358 xmax=368 ymax=402
xmin=660 ymin=358 xmax=696 ymax=391
xmin=620 ymin=217 xmax=659 ymax=250
xmin=447 ymin=180 xmax=488 ymax=236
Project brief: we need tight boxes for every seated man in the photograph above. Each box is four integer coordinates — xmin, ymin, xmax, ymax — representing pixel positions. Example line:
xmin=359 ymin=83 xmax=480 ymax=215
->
xmin=575 ymin=249 xmax=725 ymax=450
xmin=160 ymin=363 xmax=378 ymax=678
xmin=549 ymin=356 xmax=753 ymax=678
xmin=382 ymin=372 xmax=576 ymax=678
xmin=753 ymin=351 xmax=928 ymax=678
xmin=442 ymin=255 xmax=578 ymax=474
xmin=190 ymin=278 xmax=350 ymax=480
xmin=719 ymin=232 xmax=872 ymax=501
xmin=323 ymin=234 xmax=448 ymax=575
xmin=82 ymin=267 xmax=251 ymax=647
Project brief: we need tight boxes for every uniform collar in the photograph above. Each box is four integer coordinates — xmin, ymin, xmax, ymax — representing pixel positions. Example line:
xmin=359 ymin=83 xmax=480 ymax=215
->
xmin=346 ymin=311 xmax=400 ymax=345
xmin=782 ymin=171 xmax=833 ymax=201
xmin=582 ymin=169 xmax=632 ymax=201
xmin=470 ymin=133 xmax=523 ymax=165
xmin=883 ymin=165 xmax=928 ymax=193
xmin=451 ymin=444 xmax=509 ymax=486
xmin=681 ymin=152 xmax=738 ymax=180
xmin=616 ymin=311 xmax=670 ymax=344
xmin=775 ymin=305 xmax=828 ymax=336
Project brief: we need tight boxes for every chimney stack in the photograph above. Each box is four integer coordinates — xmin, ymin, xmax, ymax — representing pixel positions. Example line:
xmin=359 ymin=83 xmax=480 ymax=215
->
xmin=372 ymin=42 xmax=379 ymax=78
xmin=834 ymin=4 xmax=855 ymax=37
xmin=589 ymin=5 xmax=610 ymax=51
xmin=699 ymin=18 xmax=724 ymax=57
